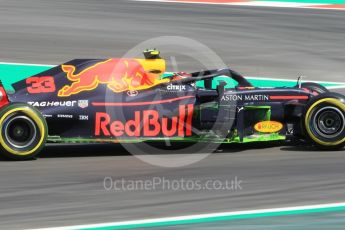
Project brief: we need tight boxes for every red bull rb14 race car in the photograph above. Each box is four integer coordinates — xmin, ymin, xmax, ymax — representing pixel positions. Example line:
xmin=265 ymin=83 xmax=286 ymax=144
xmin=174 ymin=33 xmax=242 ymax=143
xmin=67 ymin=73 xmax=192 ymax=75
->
xmin=0 ymin=50 xmax=344 ymax=160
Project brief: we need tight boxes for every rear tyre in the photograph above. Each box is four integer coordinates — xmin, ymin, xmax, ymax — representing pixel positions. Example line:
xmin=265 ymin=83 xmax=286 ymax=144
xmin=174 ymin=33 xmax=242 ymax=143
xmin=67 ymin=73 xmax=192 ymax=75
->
xmin=0 ymin=103 xmax=47 ymax=160
xmin=303 ymin=93 xmax=345 ymax=150
xmin=301 ymin=82 xmax=328 ymax=95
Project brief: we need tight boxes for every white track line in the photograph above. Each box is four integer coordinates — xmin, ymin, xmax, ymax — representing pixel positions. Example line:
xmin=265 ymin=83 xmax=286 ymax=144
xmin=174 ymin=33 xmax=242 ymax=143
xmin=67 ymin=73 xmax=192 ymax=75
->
xmin=230 ymin=1 xmax=326 ymax=7
xmin=324 ymin=85 xmax=345 ymax=89
xmin=0 ymin=62 xmax=55 ymax=67
xmin=245 ymin=76 xmax=345 ymax=85
xmin=133 ymin=0 xmax=345 ymax=11
xmin=33 ymin=202 xmax=345 ymax=230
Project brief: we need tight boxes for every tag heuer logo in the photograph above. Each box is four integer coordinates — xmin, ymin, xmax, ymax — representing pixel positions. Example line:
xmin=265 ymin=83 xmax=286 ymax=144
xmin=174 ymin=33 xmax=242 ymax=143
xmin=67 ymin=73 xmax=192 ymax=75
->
xmin=78 ymin=100 xmax=89 ymax=109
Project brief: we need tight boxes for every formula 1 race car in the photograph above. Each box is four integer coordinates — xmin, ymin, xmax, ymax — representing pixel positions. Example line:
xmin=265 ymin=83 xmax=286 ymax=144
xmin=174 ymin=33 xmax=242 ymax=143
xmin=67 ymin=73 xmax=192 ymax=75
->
xmin=0 ymin=50 xmax=344 ymax=160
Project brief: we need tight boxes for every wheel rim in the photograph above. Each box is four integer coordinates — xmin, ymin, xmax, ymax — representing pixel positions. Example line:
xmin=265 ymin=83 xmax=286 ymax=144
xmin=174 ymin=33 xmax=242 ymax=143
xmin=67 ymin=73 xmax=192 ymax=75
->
xmin=3 ymin=115 xmax=37 ymax=149
xmin=312 ymin=106 xmax=345 ymax=139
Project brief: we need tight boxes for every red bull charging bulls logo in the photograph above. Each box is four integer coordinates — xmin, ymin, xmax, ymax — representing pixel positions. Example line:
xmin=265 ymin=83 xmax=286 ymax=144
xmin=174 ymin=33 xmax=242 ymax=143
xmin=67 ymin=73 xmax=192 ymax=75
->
xmin=58 ymin=58 xmax=168 ymax=97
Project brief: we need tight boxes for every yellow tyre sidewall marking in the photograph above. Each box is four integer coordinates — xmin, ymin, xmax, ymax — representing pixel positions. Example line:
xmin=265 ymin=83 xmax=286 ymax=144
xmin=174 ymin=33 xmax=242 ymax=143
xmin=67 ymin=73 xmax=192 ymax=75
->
xmin=305 ymin=98 xmax=345 ymax=146
xmin=0 ymin=107 xmax=46 ymax=156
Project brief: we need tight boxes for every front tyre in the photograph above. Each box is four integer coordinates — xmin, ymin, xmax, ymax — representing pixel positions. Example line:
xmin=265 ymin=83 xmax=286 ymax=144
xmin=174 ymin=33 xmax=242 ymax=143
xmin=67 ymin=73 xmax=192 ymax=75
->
xmin=303 ymin=94 xmax=345 ymax=150
xmin=0 ymin=103 xmax=47 ymax=160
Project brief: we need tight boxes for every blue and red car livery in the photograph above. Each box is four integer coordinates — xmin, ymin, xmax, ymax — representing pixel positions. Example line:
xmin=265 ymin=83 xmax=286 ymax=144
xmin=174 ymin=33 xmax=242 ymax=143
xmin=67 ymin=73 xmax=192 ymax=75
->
xmin=0 ymin=50 xmax=344 ymax=160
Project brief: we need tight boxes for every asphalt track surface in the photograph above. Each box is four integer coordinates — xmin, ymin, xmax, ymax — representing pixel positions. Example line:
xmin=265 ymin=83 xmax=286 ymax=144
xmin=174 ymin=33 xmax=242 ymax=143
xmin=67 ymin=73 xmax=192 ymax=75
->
xmin=0 ymin=0 xmax=345 ymax=229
